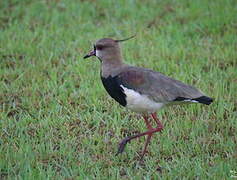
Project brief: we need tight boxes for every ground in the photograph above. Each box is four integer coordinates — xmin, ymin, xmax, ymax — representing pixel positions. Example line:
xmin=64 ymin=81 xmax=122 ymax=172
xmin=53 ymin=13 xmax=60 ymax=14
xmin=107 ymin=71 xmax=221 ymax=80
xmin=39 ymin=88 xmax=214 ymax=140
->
xmin=0 ymin=0 xmax=236 ymax=179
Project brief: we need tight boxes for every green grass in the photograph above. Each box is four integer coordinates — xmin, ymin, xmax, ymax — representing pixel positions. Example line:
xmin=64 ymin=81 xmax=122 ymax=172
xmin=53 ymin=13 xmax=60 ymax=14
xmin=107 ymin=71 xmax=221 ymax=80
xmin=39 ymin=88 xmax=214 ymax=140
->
xmin=0 ymin=0 xmax=236 ymax=179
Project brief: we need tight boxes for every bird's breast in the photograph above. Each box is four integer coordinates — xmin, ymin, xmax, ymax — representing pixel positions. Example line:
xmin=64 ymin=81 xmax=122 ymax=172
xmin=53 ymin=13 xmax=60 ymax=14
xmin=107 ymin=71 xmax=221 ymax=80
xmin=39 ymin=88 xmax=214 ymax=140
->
xmin=120 ymin=85 xmax=164 ymax=113
xmin=101 ymin=75 xmax=164 ymax=113
xmin=101 ymin=76 xmax=127 ymax=106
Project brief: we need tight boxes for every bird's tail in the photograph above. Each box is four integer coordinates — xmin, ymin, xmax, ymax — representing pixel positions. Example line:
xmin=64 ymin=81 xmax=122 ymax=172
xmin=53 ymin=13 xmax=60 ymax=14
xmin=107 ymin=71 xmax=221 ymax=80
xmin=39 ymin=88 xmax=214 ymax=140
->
xmin=192 ymin=96 xmax=214 ymax=105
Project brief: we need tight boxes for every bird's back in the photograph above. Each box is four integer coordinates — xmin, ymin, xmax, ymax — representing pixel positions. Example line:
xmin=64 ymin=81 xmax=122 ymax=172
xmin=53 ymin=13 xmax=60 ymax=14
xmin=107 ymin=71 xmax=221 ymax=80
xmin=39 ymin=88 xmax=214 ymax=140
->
xmin=104 ymin=65 xmax=213 ymax=105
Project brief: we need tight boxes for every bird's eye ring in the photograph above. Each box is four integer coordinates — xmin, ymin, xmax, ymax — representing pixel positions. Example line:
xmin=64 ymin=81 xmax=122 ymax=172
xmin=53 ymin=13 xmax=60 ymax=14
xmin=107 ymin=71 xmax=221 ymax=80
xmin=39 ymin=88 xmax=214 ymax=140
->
xmin=96 ymin=45 xmax=103 ymax=50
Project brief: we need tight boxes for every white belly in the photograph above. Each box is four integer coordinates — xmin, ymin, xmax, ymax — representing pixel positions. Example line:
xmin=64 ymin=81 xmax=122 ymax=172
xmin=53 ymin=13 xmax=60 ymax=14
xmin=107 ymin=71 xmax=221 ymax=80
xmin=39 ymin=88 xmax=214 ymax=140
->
xmin=121 ymin=85 xmax=164 ymax=113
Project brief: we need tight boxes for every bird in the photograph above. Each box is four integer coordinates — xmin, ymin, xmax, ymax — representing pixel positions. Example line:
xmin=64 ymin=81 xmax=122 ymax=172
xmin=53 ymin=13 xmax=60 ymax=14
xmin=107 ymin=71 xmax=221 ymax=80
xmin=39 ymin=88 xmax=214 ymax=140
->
xmin=83 ymin=36 xmax=213 ymax=159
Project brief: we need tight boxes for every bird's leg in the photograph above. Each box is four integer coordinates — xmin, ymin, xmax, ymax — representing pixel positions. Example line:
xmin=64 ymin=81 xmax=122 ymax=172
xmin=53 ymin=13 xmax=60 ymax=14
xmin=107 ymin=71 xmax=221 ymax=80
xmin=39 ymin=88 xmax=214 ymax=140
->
xmin=116 ymin=128 xmax=155 ymax=155
xmin=140 ymin=114 xmax=164 ymax=159
xmin=143 ymin=115 xmax=152 ymax=129
xmin=151 ymin=112 xmax=164 ymax=130
xmin=140 ymin=113 xmax=164 ymax=159
xmin=140 ymin=115 xmax=153 ymax=159
xmin=116 ymin=115 xmax=163 ymax=156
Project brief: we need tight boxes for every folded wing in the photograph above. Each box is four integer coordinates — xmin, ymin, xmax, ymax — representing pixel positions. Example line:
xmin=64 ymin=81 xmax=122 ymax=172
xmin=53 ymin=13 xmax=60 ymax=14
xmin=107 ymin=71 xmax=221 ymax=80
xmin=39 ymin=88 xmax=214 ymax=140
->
xmin=117 ymin=66 xmax=213 ymax=105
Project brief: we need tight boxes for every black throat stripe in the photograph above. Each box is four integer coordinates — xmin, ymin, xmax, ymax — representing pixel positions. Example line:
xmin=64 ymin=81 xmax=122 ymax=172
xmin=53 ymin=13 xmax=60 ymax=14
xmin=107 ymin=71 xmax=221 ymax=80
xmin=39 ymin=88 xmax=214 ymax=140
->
xmin=101 ymin=75 xmax=127 ymax=107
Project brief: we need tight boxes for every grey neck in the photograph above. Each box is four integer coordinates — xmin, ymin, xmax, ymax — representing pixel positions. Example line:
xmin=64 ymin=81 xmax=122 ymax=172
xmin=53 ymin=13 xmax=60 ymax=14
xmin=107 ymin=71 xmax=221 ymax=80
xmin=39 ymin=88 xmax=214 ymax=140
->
xmin=101 ymin=60 xmax=125 ymax=78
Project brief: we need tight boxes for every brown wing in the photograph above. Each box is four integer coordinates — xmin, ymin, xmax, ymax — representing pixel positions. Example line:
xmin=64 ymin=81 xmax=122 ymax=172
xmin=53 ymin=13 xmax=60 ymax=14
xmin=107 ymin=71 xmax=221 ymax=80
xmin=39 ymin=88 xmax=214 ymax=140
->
xmin=118 ymin=66 xmax=204 ymax=103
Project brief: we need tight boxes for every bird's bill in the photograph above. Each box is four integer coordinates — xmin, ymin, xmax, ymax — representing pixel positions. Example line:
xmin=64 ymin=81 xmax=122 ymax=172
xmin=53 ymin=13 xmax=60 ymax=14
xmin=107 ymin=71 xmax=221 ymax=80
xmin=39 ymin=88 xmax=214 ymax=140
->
xmin=83 ymin=49 xmax=96 ymax=59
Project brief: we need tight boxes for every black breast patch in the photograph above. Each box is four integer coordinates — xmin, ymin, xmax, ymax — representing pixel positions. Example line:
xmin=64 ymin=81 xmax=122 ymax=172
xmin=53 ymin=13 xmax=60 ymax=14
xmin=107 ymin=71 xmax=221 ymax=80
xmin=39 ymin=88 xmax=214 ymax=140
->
xmin=101 ymin=75 xmax=127 ymax=106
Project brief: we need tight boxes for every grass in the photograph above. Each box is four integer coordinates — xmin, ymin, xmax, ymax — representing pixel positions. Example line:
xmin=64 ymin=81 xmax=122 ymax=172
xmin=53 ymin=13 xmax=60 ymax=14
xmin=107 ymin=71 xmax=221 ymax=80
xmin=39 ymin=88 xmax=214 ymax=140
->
xmin=0 ymin=0 xmax=236 ymax=179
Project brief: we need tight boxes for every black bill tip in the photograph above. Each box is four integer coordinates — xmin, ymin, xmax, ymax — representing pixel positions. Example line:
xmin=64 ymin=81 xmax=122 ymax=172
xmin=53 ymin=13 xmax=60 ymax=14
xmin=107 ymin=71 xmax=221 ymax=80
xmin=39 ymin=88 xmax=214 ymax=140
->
xmin=83 ymin=49 xmax=96 ymax=59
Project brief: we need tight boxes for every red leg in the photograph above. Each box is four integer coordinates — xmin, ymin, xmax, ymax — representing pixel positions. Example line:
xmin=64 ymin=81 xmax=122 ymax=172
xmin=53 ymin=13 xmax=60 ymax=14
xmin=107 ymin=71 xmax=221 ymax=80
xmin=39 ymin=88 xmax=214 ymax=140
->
xmin=140 ymin=133 xmax=152 ymax=159
xmin=140 ymin=115 xmax=153 ymax=159
xmin=143 ymin=115 xmax=152 ymax=129
xmin=116 ymin=114 xmax=163 ymax=156
xmin=151 ymin=112 xmax=163 ymax=129
xmin=140 ymin=114 xmax=164 ymax=159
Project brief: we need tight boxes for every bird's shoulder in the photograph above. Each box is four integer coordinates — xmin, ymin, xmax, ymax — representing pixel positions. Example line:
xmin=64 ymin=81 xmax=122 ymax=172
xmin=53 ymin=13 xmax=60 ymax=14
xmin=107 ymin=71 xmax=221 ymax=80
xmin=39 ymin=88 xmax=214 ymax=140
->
xmin=116 ymin=65 xmax=168 ymax=88
xmin=116 ymin=65 xmax=204 ymax=102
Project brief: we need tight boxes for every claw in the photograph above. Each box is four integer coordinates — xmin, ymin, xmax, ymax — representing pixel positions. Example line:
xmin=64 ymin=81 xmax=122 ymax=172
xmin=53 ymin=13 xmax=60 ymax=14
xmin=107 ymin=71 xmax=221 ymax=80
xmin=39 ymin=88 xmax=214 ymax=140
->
xmin=116 ymin=138 xmax=130 ymax=155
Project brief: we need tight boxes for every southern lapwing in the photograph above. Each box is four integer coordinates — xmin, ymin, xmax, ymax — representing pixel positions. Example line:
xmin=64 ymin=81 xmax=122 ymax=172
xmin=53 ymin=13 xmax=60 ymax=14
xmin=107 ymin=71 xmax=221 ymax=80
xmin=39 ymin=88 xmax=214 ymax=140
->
xmin=84 ymin=36 xmax=213 ymax=159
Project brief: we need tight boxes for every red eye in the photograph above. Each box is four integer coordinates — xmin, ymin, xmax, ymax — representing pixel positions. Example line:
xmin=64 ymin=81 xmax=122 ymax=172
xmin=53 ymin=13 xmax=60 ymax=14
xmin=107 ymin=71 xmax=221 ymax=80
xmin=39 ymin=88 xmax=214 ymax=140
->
xmin=96 ymin=45 xmax=103 ymax=50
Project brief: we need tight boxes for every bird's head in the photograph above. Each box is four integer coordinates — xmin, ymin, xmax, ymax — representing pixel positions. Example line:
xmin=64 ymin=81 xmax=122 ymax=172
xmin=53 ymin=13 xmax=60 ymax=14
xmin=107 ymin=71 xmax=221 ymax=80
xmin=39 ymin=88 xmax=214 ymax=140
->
xmin=84 ymin=35 xmax=135 ymax=62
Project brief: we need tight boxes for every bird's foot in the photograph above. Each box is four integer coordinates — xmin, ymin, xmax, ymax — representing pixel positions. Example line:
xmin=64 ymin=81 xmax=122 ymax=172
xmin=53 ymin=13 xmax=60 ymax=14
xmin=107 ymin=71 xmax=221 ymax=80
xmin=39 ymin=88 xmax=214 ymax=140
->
xmin=116 ymin=137 xmax=130 ymax=155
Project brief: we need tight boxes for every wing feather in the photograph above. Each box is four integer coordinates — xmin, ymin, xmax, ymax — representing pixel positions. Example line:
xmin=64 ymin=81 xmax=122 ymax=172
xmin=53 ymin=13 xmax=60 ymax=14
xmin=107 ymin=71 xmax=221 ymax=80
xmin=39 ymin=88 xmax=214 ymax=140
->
xmin=117 ymin=66 xmax=204 ymax=103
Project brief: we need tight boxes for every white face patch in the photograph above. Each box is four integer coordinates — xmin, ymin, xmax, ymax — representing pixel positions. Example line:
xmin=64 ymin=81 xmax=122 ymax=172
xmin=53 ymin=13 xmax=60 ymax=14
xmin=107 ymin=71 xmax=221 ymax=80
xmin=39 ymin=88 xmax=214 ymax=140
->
xmin=120 ymin=85 xmax=164 ymax=113
xmin=96 ymin=50 xmax=101 ymax=58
